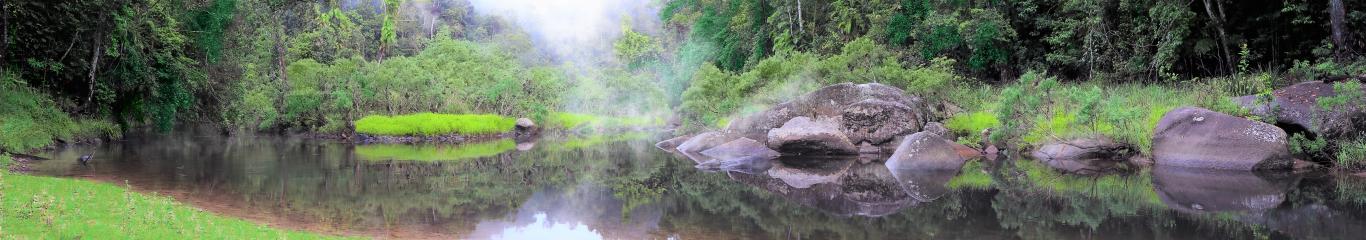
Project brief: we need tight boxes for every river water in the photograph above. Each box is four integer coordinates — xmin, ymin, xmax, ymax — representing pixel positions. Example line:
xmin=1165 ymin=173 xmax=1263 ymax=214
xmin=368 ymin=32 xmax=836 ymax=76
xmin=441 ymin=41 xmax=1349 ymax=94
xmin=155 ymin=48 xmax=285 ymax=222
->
xmin=27 ymin=129 xmax=1366 ymax=239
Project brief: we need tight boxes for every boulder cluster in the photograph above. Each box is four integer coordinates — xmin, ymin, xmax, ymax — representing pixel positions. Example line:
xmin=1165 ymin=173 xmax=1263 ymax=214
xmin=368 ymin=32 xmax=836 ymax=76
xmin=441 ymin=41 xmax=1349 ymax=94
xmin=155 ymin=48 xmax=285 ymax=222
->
xmin=659 ymin=83 xmax=974 ymax=172
xmin=666 ymin=80 xmax=1365 ymax=176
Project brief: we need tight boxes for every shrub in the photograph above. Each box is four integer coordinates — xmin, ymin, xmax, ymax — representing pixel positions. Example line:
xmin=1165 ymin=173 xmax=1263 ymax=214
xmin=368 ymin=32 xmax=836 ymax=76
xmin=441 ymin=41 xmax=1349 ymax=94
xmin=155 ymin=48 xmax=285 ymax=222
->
xmin=353 ymin=113 xmax=516 ymax=136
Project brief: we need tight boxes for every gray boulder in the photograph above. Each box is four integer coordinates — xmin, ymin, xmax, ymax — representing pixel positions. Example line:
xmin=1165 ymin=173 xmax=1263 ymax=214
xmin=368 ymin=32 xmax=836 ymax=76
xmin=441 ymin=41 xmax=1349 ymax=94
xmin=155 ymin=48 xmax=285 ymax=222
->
xmin=676 ymin=131 xmax=734 ymax=153
xmin=1152 ymin=107 xmax=1294 ymax=170
xmin=1031 ymin=137 xmax=1137 ymax=174
xmin=516 ymin=118 xmax=536 ymax=129
xmin=701 ymin=138 xmax=781 ymax=160
xmin=843 ymin=99 xmax=922 ymax=145
xmin=655 ymin=134 xmax=694 ymax=152
xmin=921 ymin=122 xmax=952 ymax=140
xmin=724 ymin=83 xmax=931 ymax=153
xmin=1235 ymin=81 xmax=1366 ymax=139
xmin=886 ymin=132 xmax=967 ymax=171
xmin=767 ymin=117 xmax=858 ymax=155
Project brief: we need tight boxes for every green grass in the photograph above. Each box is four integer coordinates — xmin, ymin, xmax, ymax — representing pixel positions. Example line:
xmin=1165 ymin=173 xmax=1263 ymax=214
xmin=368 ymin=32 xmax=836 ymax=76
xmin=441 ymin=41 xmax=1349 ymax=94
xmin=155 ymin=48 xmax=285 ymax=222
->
xmin=355 ymin=139 xmax=517 ymax=162
xmin=1338 ymin=138 xmax=1366 ymax=168
xmin=946 ymin=75 xmax=1251 ymax=154
xmin=353 ymin=113 xmax=516 ymax=136
xmin=0 ymin=173 xmax=349 ymax=239
xmin=946 ymin=161 xmax=993 ymax=190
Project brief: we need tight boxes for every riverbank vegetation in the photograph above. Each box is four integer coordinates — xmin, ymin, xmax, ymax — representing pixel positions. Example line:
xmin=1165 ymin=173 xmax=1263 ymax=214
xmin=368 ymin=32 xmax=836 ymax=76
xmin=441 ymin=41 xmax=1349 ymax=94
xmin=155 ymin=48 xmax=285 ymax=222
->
xmin=661 ymin=0 xmax=1366 ymax=159
xmin=0 ymin=173 xmax=346 ymax=239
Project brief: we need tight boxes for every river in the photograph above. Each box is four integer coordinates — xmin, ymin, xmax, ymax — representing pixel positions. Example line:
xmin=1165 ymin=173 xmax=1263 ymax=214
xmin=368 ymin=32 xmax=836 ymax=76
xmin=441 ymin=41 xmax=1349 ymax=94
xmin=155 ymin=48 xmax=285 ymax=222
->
xmin=27 ymin=128 xmax=1366 ymax=239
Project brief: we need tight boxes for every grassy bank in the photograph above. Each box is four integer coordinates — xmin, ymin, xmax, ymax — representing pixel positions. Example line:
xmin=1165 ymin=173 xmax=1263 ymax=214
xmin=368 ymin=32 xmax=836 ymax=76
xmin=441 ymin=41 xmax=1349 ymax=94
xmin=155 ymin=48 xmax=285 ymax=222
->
xmin=942 ymin=72 xmax=1257 ymax=154
xmin=0 ymin=173 xmax=348 ymax=239
xmin=1 ymin=82 xmax=120 ymax=153
xmin=353 ymin=113 xmax=516 ymax=136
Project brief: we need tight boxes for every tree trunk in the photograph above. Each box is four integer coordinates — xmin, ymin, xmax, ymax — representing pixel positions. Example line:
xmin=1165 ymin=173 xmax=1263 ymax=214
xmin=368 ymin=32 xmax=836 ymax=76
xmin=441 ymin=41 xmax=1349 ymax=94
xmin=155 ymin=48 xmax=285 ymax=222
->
xmin=1330 ymin=0 xmax=1349 ymax=60
xmin=86 ymin=40 xmax=101 ymax=111
xmin=1 ymin=0 xmax=7 ymax=73
xmin=1202 ymin=0 xmax=1233 ymax=74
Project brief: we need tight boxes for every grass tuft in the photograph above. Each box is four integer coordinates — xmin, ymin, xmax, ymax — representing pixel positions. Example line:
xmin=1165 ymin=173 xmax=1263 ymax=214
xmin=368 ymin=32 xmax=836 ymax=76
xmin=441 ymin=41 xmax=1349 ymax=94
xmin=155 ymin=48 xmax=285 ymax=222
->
xmin=1338 ymin=138 xmax=1366 ymax=168
xmin=354 ymin=113 xmax=516 ymax=136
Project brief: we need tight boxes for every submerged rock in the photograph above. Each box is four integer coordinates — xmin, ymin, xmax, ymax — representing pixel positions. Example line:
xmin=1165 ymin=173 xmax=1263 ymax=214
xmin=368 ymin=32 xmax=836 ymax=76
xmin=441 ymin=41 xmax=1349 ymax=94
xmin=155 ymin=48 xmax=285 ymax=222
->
xmin=886 ymin=132 xmax=966 ymax=171
xmin=701 ymin=138 xmax=781 ymax=160
xmin=1031 ymin=137 xmax=1137 ymax=174
xmin=1152 ymin=165 xmax=1300 ymax=213
xmin=1235 ymin=81 xmax=1366 ymax=139
xmin=766 ymin=117 xmax=858 ymax=155
xmin=1151 ymin=107 xmax=1293 ymax=171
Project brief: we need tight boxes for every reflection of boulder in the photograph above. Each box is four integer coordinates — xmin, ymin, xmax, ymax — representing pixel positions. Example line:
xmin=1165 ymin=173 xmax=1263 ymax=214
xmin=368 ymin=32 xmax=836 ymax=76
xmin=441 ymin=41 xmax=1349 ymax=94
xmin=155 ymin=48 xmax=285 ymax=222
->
xmin=727 ymin=159 xmax=918 ymax=217
xmin=1152 ymin=165 xmax=1300 ymax=213
xmin=695 ymin=155 xmax=774 ymax=174
xmin=765 ymin=158 xmax=855 ymax=188
xmin=1151 ymin=107 xmax=1294 ymax=170
xmin=1245 ymin=203 xmax=1366 ymax=240
xmin=887 ymin=167 xmax=958 ymax=202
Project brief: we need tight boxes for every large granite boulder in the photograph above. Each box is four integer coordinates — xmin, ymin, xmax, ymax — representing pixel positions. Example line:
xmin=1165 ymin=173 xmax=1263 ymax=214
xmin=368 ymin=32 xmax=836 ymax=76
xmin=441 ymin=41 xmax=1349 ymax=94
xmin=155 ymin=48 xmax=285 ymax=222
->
xmin=723 ymin=83 xmax=931 ymax=155
xmin=701 ymin=138 xmax=781 ymax=160
xmin=766 ymin=117 xmax=858 ymax=155
xmin=886 ymin=132 xmax=967 ymax=171
xmin=843 ymin=99 xmax=921 ymax=145
xmin=1152 ymin=107 xmax=1294 ymax=171
xmin=1031 ymin=137 xmax=1138 ymax=174
xmin=1235 ymin=81 xmax=1366 ymax=139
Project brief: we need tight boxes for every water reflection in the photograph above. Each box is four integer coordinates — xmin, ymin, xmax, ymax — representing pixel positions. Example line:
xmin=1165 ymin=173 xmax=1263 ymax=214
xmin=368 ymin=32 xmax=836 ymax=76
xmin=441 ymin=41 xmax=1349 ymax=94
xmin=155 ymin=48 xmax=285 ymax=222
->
xmin=23 ymin=129 xmax=1366 ymax=239
xmin=1152 ymin=165 xmax=1300 ymax=213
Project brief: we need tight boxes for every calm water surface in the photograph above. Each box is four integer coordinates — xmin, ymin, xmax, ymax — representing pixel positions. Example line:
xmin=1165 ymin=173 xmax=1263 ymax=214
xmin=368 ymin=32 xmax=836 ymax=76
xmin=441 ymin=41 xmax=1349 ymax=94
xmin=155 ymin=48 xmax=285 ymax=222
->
xmin=29 ymin=129 xmax=1366 ymax=239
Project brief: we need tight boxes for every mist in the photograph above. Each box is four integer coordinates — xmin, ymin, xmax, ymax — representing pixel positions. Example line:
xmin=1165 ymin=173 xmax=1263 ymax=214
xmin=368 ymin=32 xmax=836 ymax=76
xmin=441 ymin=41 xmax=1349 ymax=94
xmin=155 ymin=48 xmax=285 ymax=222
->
xmin=467 ymin=0 xmax=661 ymax=64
